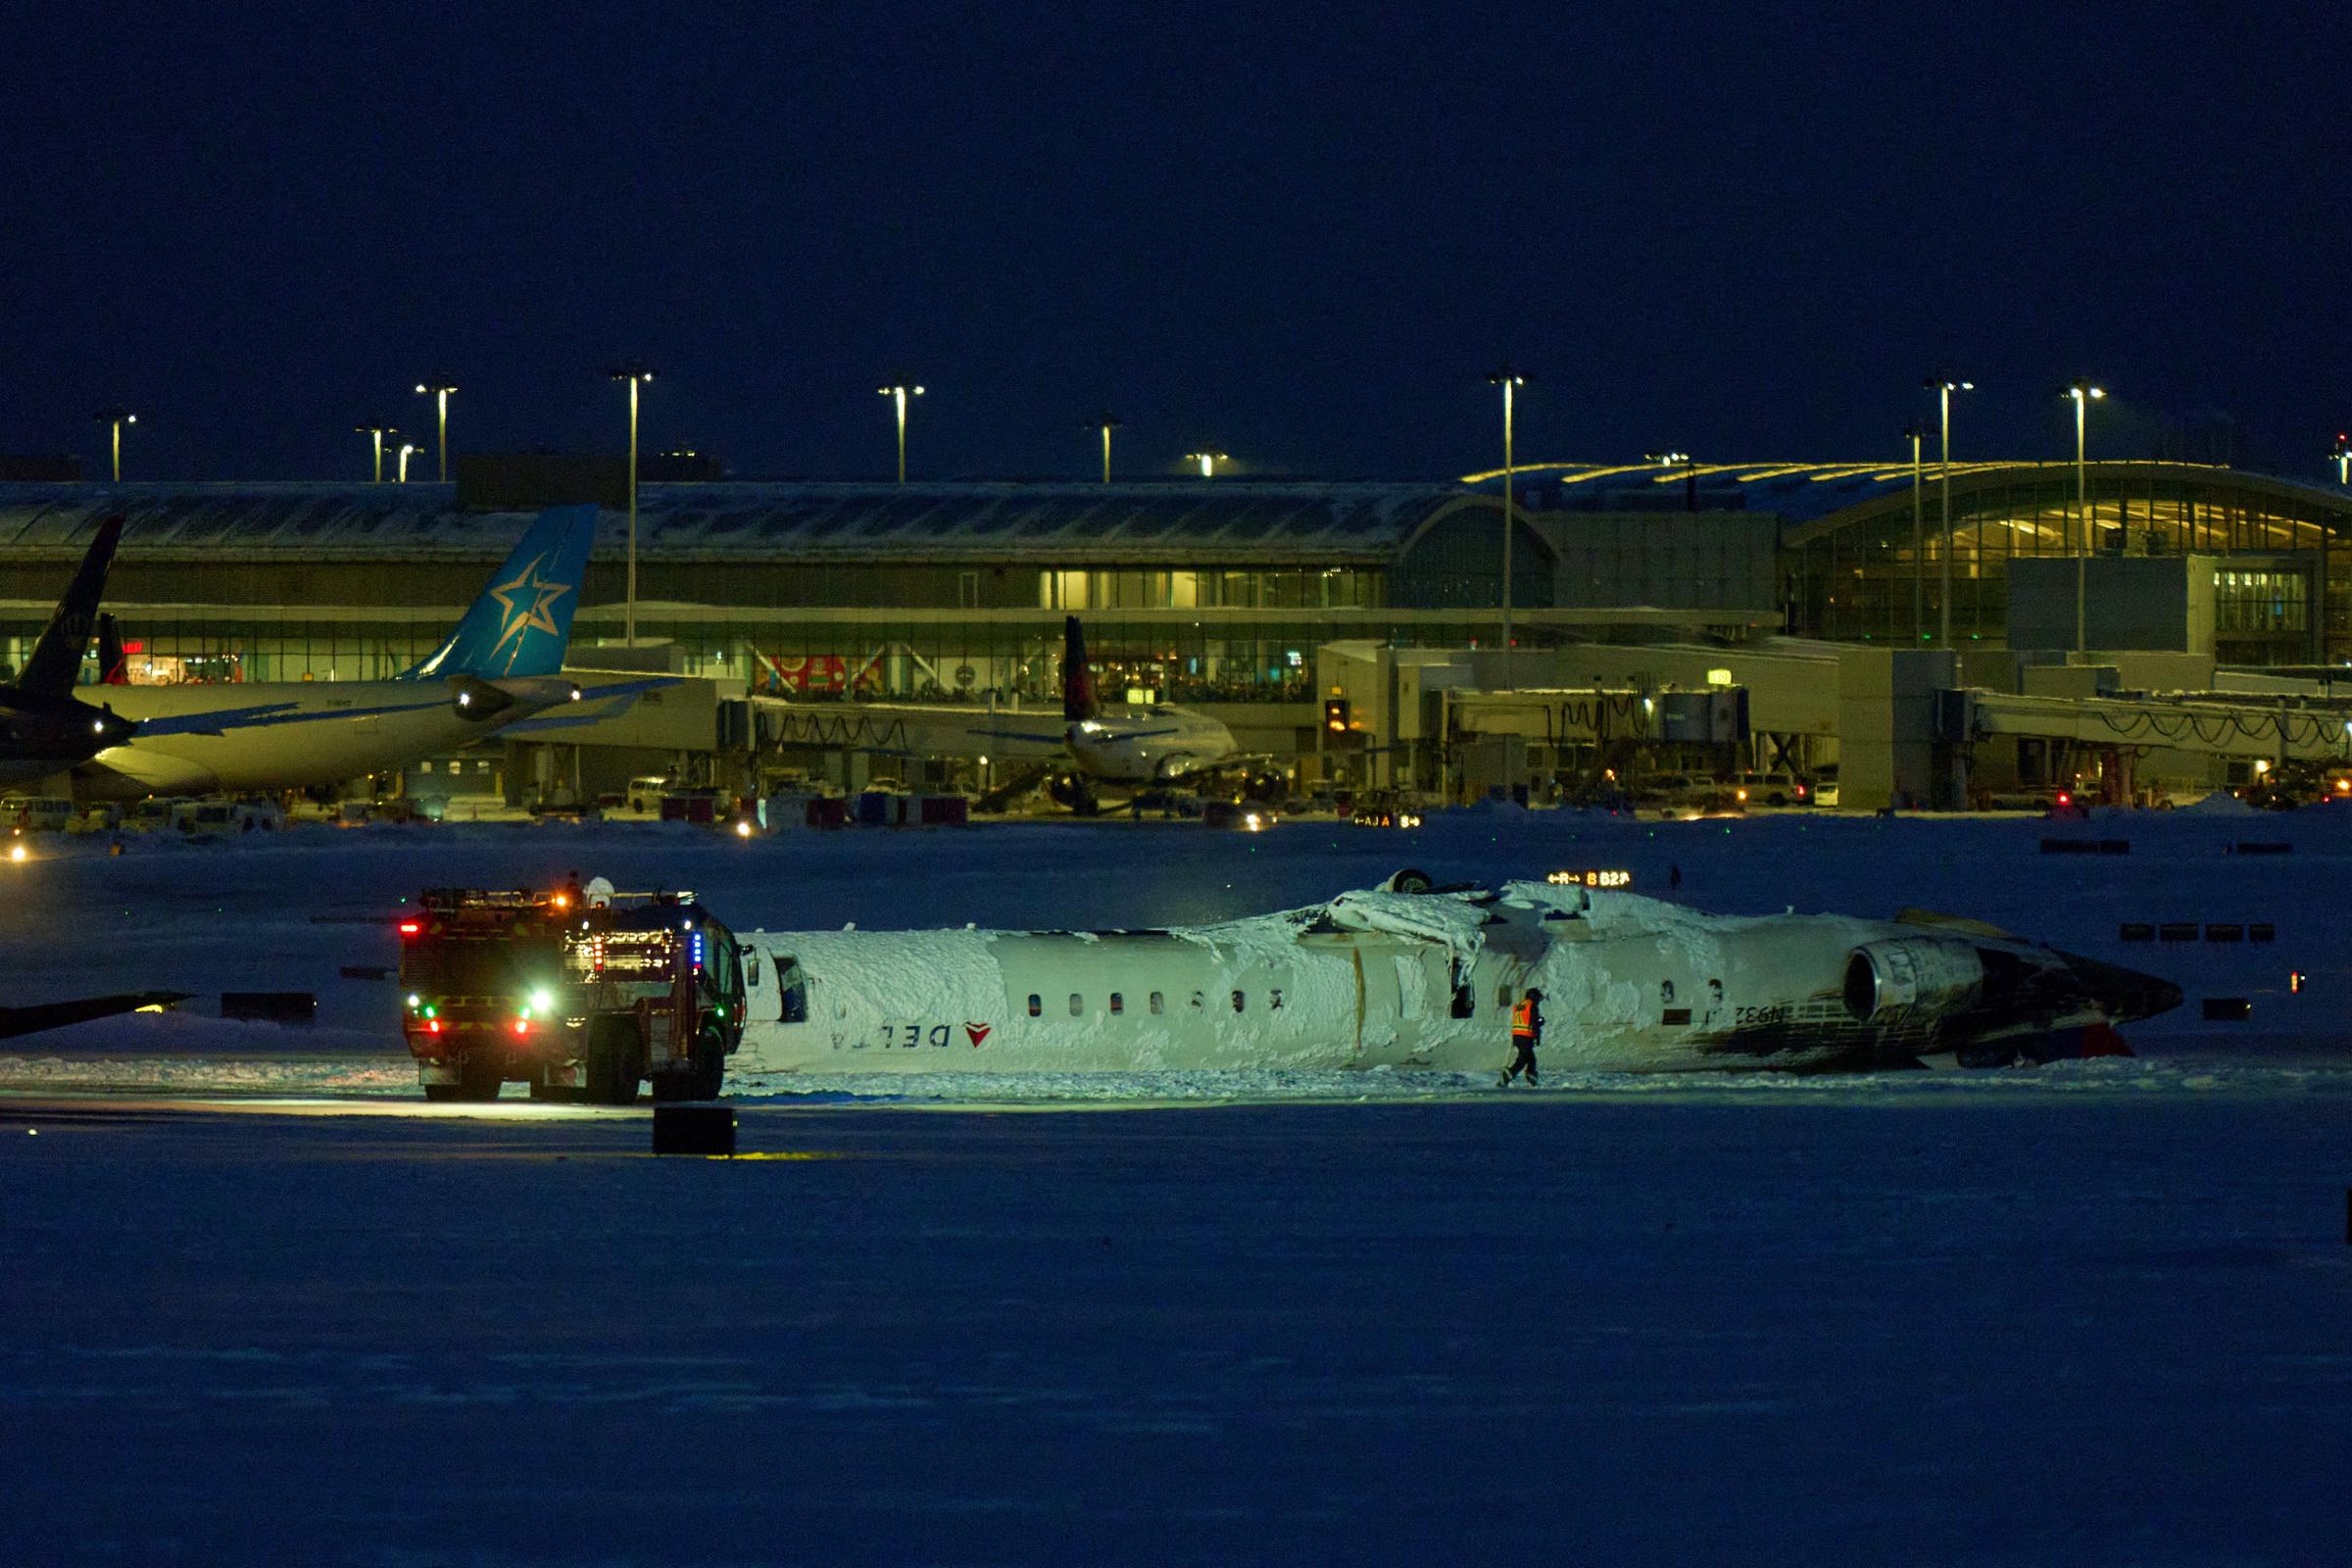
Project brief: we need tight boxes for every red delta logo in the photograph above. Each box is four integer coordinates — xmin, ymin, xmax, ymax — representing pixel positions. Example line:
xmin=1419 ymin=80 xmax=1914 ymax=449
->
xmin=963 ymin=1022 xmax=992 ymax=1048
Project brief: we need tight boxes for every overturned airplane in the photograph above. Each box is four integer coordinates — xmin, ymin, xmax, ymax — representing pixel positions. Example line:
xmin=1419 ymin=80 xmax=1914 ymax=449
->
xmin=736 ymin=873 xmax=2180 ymax=1075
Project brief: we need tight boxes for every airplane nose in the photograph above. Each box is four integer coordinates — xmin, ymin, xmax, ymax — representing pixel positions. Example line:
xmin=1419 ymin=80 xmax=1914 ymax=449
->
xmin=2059 ymin=951 xmax=2182 ymax=1023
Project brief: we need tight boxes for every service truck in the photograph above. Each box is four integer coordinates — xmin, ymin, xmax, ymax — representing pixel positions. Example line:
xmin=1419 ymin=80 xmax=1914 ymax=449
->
xmin=397 ymin=887 xmax=746 ymax=1103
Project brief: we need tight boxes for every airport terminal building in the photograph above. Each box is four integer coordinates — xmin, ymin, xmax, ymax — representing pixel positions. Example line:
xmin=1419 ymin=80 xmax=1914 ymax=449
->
xmin=5 ymin=459 xmax=2352 ymax=805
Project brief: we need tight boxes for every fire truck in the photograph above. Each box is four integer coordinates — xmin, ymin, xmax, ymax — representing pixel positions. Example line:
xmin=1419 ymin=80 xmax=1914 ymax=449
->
xmin=397 ymin=887 xmax=746 ymax=1103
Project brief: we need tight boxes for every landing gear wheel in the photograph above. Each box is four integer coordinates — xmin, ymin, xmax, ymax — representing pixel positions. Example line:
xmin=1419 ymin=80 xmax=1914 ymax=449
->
xmin=1385 ymin=867 xmax=1434 ymax=895
xmin=584 ymin=1018 xmax=642 ymax=1105
xmin=1955 ymin=1042 xmax=2020 ymax=1069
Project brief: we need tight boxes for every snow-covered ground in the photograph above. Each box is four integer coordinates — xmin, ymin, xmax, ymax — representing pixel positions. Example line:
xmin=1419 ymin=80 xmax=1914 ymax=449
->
xmin=4 ymin=808 xmax=2350 ymax=1562
xmin=2 ymin=803 xmax=2348 ymax=1094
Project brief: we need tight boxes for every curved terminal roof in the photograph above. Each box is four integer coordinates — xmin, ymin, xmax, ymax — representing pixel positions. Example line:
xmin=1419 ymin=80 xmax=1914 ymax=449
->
xmin=1467 ymin=460 xmax=2352 ymax=530
xmin=0 ymin=480 xmax=1488 ymax=564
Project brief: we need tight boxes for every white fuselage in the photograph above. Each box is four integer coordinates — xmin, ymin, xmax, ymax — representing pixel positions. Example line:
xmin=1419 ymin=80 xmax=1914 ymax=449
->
xmin=78 ymin=676 xmax=576 ymax=798
xmin=1066 ymin=707 xmax=1238 ymax=782
xmin=734 ymin=884 xmax=2134 ymax=1076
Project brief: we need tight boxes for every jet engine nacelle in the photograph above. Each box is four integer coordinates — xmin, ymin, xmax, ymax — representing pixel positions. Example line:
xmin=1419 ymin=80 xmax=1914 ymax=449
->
xmin=1842 ymin=937 xmax=1985 ymax=1024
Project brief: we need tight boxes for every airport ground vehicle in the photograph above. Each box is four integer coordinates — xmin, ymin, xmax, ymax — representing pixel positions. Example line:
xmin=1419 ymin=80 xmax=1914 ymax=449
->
xmin=1728 ymin=770 xmax=1811 ymax=807
xmin=397 ymin=886 xmax=746 ymax=1103
xmin=1 ymin=796 xmax=77 ymax=832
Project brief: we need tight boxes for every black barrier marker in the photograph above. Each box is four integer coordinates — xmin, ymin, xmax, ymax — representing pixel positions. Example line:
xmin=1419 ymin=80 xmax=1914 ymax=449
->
xmin=654 ymin=1103 xmax=736 ymax=1156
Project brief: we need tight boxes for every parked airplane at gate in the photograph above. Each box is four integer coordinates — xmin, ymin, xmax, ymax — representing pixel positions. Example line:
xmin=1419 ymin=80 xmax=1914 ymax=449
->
xmin=972 ymin=616 xmax=1238 ymax=784
xmin=734 ymin=873 xmax=2180 ymax=1075
xmin=76 ymin=504 xmax=603 ymax=799
xmin=0 ymin=516 xmax=135 ymax=788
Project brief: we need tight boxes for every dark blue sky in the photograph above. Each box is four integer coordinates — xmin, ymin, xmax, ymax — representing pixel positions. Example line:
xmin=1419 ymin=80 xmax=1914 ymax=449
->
xmin=8 ymin=2 xmax=2346 ymax=484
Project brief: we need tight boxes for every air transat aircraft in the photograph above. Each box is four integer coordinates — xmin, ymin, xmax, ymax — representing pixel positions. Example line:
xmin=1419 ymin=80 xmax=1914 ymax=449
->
xmin=77 ymin=504 xmax=603 ymax=799
xmin=734 ymin=873 xmax=2180 ymax=1074
xmin=974 ymin=615 xmax=1238 ymax=783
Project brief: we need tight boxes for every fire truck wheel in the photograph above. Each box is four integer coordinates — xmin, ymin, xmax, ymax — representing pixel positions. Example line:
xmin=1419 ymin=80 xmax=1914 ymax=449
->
xmin=585 ymin=1018 xmax=642 ymax=1105
xmin=457 ymin=1056 xmax=506 ymax=1100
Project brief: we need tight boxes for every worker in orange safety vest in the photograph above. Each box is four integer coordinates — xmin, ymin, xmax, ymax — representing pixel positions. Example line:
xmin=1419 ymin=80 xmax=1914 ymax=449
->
xmin=1497 ymin=987 xmax=1544 ymax=1088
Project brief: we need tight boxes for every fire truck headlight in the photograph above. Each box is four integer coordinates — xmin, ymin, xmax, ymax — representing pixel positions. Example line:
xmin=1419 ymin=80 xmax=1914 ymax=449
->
xmin=530 ymin=988 xmax=553 ymax=1013
xmin=734 ymin=819 xmax=753 ymax=838
xmin=406 ymin=993 xmax=421 ymax=1009
xmin=7 ymin=843 xmax=26 ymax=864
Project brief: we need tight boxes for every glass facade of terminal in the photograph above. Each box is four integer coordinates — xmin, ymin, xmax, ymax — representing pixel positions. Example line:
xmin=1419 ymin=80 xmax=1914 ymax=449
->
xmin=1788 ymin=470 xmax=2352 ymax=663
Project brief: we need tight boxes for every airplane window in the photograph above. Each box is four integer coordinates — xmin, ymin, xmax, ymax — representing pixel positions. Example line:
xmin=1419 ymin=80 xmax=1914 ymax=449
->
xmin=1190 ymin=991 xmax=1204 ymax=1009
xmin=1708 ymin=979 xmax=1724 ymax=1006
xmin=1661 ymin=980 xmax=1676 ymax=1004
xmin=1495 ymin=984 xmax=1509 ymax=1006
xmin=1149 ymin=992 xmax=1164 ymax=1014
xmin=1109 ymin=992 xmax=1124 ymax=1015
xmin=1231 ymin=990 xmax=1246 ymax=1012
xmin=744 ymin=952 xmax=762 ymax=986
xmin=1068 ymin=993 xmax=1083 ymax=1016
xmin=1027 ymin=994 xmax=1042 ymax=1017
xmin=1269 ymin=989 xmax=1283 ymax=1009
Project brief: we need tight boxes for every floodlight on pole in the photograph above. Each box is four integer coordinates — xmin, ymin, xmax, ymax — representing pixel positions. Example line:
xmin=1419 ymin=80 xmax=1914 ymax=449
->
xmin=1185 ymin=447 xmax=1228 ymax=478
xmin=877 ymin=373 xmax=924 ymax=483
xmin=608 ymin=360 xmax=658 ymax=646
xmin=352 ymin=420 xmax=397 ymax=483
xmin=2064 ymin=381 xmax=2106 ymax=653
xmin=396 ymin=443 xmax=420 ymax=483
xmin=1088 ymin=410 xmax=1122 ymax=484
xmin=2331 ymin=433 xmax=2351 ymax=487
xmin=1643 ymin=449 xmax=1697 ymax=512
xmin=95 ymin=407 xmax=137 ymax=482
xmin=1923 ymin=375 xmax=1973 ymax=646
xmin=414 ymin=377 xmax=458 ymax=481
xmin=1485 ymin=364 xmax=1528 ymax=691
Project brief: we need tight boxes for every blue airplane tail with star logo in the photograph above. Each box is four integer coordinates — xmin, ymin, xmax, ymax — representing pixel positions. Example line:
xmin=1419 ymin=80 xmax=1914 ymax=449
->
xmin=398 ymin=504 xmax=599 ymax=680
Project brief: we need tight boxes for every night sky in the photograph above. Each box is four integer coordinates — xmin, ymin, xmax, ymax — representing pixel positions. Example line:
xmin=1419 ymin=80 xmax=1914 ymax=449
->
xmin=8 ymin=2 xmax=2345 ymax=485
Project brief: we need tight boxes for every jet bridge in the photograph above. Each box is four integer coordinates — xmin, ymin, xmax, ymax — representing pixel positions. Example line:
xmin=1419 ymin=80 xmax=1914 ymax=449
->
xmin=1965 ymin=689 xmax=2352 ymax=763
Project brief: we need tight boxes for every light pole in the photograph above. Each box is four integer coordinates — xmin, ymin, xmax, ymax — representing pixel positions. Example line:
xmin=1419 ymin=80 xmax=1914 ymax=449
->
xmin=608 ymin=361 xmax=657 ymax=646
xmin=1088 ymin=410 xmax=1121 ymax=484
xmin=2332 ymin=433 xmax=2350 ymax=486
xmin=1925 ymin=375 xmax=1972 ymax=646
xmin=877 ymin=372 xmax=923 ymax=483
xmin=1643 ymin=449 xmax=1696 ymax=511
xmin=1486 ymin=364 xmax=1528 ymax=691
xmin=415 ymin=377 xmax=458 ymax=481
xmin=1902 ymin=423 xmax=1927 ymax=642
xmin=2064 ymin=380 xmax=2106 ymax=654
xmin=396 ymin=442 xmax=420 ymax=483
xmin=1185 ymin=447 xmax=1227 ymax=478
xmin=353 ymin=421 xmax=396 ymax=483
xmin=96 ymin=407 xmax=136 ymax=482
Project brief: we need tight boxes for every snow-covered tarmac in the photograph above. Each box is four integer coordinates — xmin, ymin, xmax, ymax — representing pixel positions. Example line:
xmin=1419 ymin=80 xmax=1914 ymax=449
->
xmin=4 ymin=808 xmax=2350 ymax=1561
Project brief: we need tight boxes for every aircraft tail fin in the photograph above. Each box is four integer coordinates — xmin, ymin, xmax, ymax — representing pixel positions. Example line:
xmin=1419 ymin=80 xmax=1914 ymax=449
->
xmin=399 ymin=504 xmax=598 ymax=680
xmin=1062 ymin=614 xmax=1097 ymax=723
xmin=15 ymin=515 xmax=122 ymax=703
xmin=96 ymin=612 xmax=129 ymax=684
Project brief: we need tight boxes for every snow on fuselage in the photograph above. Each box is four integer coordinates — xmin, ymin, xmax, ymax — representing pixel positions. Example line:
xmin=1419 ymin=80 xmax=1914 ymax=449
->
xmin=736 ymin=881 xmax=2180 ymax=1074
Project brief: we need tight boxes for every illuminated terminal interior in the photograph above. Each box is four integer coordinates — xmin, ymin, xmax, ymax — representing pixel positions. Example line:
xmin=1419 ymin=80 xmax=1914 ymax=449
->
xmin=4 ymin=462 xmax=2352 ymax=710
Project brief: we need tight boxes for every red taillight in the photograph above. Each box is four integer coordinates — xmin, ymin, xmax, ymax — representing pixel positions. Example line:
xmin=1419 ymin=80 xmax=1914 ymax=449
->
xmin=426 ymin=1018 xmax=441 ymax=1034
xmin=1796 ymin=784 xmax=1807 ymax=798
xmin=398 ymin=920 xmax=420 ymax=937
xmin=513 ymin=1019 xmax=529 ymax=1036
xmin=2055 ymin=792 xmax=2071 ymax=807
